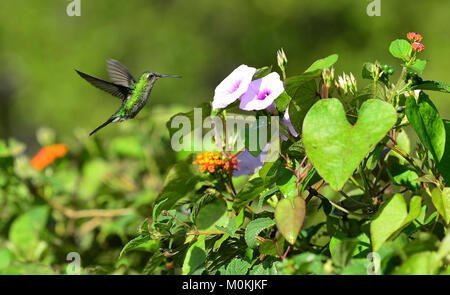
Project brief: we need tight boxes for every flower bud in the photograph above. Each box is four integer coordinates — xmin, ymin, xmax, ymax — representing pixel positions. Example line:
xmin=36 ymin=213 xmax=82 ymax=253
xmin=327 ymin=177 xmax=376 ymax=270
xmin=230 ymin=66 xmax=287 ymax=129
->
xmin=277 ymin=48 xmax=288 ymax=74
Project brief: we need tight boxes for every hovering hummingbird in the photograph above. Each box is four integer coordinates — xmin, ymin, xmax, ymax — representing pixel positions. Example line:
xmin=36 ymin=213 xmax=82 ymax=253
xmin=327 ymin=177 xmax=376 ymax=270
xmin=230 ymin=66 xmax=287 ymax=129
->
xmin=75 ymin=59 xmax=181 ymax=135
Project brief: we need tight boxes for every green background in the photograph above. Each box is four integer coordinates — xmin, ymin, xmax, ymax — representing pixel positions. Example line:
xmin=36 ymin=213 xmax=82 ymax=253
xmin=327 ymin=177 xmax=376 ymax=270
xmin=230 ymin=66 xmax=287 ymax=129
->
xmin=0 ymin=0 xmax=449 ymax=149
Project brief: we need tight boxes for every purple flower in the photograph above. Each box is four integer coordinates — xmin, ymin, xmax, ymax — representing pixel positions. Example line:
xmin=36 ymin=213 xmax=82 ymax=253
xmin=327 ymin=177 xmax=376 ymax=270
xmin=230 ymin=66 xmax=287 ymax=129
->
xmin=212 ymin=65 xmax=256 ymax=110
xmin=280 ymin=107 xmax=299 ymax=141
xmin=239 ymin=72 xmax=284 ymax=111
xmin=233 ymin=143 xmax=270 ymax=177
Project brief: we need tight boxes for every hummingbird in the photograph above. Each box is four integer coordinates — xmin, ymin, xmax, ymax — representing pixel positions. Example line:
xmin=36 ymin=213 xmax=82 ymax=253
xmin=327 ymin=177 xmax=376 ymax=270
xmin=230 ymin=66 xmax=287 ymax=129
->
xmin=75 ymin=59 xmax=181 ymax=135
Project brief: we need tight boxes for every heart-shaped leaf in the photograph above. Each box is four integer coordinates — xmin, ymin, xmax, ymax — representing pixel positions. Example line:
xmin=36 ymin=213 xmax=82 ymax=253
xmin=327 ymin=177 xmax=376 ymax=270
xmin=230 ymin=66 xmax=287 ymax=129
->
xmin=303 ymin=98 xmax=397 ymax=191
xmin=275 ymin=197 xmax=306 ymax=245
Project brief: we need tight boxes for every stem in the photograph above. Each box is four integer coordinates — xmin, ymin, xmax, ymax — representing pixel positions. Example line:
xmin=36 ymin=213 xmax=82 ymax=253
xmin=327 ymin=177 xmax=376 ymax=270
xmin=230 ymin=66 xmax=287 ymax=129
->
xmin=316 ymin=194 xmax=372 ymax=217
xmin=373 ymin=78 xmax=378 ymax=99
xmin=390 ymin=67 xmax=407 ymax=103
xmin=186 ymin=230 xmax=265 ymax=242
xmin=162 ymin=210 xmax=193 ymax=230
xmin=383 ymin=142 xmax=423 ymax=174
xmin=349 ymin=176 xmax=364 ymax=190
xmin=339 ymin=191 xmax=371 ymax=207
xmin=23 ymin=177 xmax=133 ymax=219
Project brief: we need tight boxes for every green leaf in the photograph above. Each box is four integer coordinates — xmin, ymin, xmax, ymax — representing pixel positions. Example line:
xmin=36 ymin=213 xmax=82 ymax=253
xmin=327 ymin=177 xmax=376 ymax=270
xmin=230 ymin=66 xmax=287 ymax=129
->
xmin=274 ymin=91 xmax=292 ymax=112
xmin=330 ymin=237 xmax=359 ymax=268
xmin=284 ymin=71 xmax=321 ymax=96
xmin=253 ymin=66 xmax=272 ymax=80
xmin=182 ymin=236 xmax=206 ymax=275
xmin=406 ymin=93 xmax=445 ymax=161
xmin=154 ymin=154 xmax=204 ymax=213
xmin=370 ymin=194 xmax=422 ymax=251
xmin=411 ymin=80 xmax=450 ymax=93
xmin=259 ymin=158 xmax=282 ymax=186
xmin=275 ymin=197 xmax=306 ymax=245
xmin=258 ymin=187 xmax=279 ymax=209
xmin=431 ymin=188 xmax=450 ymax=224
xmin=437 ymin=232 xmax=450 ymax=261
xmin=393 ymin=251 xmax=440 ymax=275
xmin=304 ymin=54 xmax=338 ymax=73
xmin=196 ymin=199 xmax=227 ymax=230
xmin=216 ymin=217 xmax=238 ymax=238
xmin=389 ymin=39 xmax=411 ymax=61
xmin=244 ymin=217 xmax=275 ymax=248
xmin=9 ymin=206 xmax=49 ymax=261
xmin=276 ymin=167 xmax=297 ymax=200
xmin=249 ymin=257 xmax=279 ymax=274
xmin=407 ymin=59 xmax=427 ymax=74
xmin=233 ymin=177 xmax=266 ymax=211
xmin=223 ymin=258 xmax=252 ymax=275
xmin=438 ymin=120 xmax=450 ymax=185
xmin=285 ymin=140 xmax=306 ymax=160
xmin=288 ymin=80 xmax=319 ymax=134
xmin=119 ymin=235 xmax=152 ymax=258
xmin=303 ymin=98 xmax=397 ymax=191
xmin=259 ymin=239 xmax=285 ymax=257
xmin=387 ymin=163 xmax=420 ymax=190
xmin=279 ymin=253 xmax=326 ymax=275
xmin=362 ymin=62 xmax=376 ymax=80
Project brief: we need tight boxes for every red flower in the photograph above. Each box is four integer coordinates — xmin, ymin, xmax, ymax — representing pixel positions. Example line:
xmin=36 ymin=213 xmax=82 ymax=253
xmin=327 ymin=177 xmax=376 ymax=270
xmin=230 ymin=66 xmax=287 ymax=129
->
xmin=31 ymin=144 xmax=68 ymax=171
xmin=411 ymin=42 xmax=425 ymax=52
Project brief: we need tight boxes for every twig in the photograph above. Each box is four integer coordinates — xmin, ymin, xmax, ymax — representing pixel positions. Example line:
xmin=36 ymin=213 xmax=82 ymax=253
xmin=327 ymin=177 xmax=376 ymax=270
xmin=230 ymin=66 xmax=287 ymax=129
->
xmin=23 ymin=178 xmax=133 ymax=219
xmin=162 ymin=210 xmax=192 ymax=230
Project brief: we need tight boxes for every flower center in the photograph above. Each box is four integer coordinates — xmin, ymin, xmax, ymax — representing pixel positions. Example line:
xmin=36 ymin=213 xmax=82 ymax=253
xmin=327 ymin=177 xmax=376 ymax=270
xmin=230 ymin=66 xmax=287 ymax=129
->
xmin=230 ymin=80 xmax=242 ymax=93
xmin=257 ymin=90 xmax=271 ymax=100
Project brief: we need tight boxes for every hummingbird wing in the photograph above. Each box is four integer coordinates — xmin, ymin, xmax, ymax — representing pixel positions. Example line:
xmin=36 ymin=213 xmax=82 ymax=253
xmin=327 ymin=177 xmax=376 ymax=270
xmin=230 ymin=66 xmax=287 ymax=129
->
xmin=106 ymin=59 xmax=136 ymax=87
xmin=75 ymin=70 xmax=131 ymax=101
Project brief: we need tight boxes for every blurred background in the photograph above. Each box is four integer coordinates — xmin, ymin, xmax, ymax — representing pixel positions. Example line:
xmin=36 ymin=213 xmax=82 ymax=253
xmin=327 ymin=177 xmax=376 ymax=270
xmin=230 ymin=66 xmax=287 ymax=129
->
xmin=0 ymin=0 xmax=449 ymax=149
xmin=0 ymin=0 xmax=449 ymax=274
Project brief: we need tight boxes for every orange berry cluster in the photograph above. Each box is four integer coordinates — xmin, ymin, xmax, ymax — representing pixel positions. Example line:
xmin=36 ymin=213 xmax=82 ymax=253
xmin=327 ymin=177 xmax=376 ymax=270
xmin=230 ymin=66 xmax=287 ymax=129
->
xmin=31 ymin=144 xmax=68 ymax=171
xmin=192 ymin=151 xmax=241 ymax=173
xmin=407 ymin=32 xmax=425 ymax=52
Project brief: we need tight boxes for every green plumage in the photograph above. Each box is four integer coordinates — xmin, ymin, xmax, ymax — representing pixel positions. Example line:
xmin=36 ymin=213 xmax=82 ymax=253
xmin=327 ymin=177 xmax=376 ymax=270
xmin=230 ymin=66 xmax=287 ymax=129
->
xmin=75 ymin=59 xmax=181 ymax=135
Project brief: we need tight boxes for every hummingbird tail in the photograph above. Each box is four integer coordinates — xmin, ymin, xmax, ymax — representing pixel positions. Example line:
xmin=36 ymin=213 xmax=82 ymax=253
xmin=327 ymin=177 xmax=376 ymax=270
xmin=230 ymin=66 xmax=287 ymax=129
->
xmin=89 ymin=117 xmax=117 ymax=136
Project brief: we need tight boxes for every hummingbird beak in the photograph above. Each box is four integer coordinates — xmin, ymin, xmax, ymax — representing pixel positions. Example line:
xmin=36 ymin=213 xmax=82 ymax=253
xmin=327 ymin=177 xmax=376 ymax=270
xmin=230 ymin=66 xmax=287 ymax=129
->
xmin=158 ymin=74 xmax=182 ymax=78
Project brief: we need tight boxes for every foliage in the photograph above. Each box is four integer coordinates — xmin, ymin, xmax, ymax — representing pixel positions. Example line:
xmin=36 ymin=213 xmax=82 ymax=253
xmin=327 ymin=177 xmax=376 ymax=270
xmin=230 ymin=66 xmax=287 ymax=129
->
xmin=1 ymin=33 xmax=449 ymax=275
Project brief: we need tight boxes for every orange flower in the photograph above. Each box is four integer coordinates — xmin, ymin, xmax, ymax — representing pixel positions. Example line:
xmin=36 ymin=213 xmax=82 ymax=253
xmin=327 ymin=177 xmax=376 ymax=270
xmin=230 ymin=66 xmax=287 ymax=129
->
xmin=193 ymin=151 xmax=241 ymax=174
xmin=31 ymin=144 xmax=68 ymax=171
xmin=407 ymin=32 xmax=423 ymax=43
